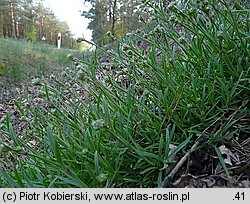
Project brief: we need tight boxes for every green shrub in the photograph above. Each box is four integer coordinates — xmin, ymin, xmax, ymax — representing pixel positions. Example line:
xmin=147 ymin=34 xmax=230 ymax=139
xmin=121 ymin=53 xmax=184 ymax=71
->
xmin=27 ymin=25 xmax=37 ymax=43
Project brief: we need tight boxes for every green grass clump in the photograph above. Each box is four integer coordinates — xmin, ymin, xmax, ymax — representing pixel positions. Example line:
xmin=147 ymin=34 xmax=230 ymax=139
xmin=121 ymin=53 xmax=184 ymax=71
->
xmin=0 ymin=0 xmax=249 ymax=187
xmin=0 ymin=38 xmax=72 ymax=83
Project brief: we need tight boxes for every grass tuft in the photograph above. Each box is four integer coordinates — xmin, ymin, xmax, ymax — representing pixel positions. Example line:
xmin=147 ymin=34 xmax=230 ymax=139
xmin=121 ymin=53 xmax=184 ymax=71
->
xmin=0 ymin=0 xmax=249 ymax=187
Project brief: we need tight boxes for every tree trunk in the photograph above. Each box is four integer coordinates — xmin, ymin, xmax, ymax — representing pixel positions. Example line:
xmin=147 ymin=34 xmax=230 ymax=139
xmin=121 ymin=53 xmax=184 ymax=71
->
xmin=16 ymin=19 xmax=19 ymax=38
xmin=9 ymin=1 xmax=16 ymax=37
xmin=0 ymin=11 xmax=3 ymax=36
xmin=111 ymin=0 xmax=117 ymax=37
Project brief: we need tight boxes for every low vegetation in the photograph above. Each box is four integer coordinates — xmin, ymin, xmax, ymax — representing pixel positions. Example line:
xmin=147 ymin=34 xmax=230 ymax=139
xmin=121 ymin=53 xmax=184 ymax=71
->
xmin=0 ymin=38 xmax=73 ymax=83
xmin=0 ymin=0 xmax=249 ymax=187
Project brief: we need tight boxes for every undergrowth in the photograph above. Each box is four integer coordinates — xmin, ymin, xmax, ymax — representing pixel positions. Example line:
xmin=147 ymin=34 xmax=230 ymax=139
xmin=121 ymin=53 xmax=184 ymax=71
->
xmin=0 ymin=38 xmax=72 ymax=83
xmin=0 ymin=0 xmax=249 ymax=187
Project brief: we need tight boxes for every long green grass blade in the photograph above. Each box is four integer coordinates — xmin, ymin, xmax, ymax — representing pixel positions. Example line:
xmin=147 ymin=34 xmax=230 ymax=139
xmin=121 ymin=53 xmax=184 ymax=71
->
xmin=214 ymin=145 xmax=229 ymax=176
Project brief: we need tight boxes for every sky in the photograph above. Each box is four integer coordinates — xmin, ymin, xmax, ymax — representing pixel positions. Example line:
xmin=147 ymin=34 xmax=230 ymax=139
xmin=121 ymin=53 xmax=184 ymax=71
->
xmin=43 ymin=0 xmax=92 ymax=40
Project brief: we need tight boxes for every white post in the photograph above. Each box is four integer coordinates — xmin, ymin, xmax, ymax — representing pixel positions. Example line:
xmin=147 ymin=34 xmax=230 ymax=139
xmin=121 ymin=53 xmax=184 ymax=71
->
xmin=57 ymin=32 xmax=61 ymax=49
xmin=41 ymin=36 xmax=46 ymax=43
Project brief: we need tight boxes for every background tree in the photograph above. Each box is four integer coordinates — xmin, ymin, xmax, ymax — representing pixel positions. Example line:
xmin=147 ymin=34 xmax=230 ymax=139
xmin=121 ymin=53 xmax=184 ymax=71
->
xmin=82 ymin=0 xmax=151 ymax=45
xmin=0 ymin=0 xmax=75 ymax=48
xmin=26 ymin=24 xmax=36 ymax=42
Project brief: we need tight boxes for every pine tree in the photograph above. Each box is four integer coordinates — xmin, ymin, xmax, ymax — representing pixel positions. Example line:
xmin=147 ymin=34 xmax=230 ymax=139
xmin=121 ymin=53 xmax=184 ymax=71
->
xmin=81 ymin=0 xmax=151 ymax=45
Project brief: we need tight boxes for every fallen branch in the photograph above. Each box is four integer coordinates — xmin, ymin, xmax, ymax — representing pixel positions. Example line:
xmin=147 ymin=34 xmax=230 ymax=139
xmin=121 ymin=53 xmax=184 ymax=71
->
xmin=161 ymin=140 xmax=201 ymax=188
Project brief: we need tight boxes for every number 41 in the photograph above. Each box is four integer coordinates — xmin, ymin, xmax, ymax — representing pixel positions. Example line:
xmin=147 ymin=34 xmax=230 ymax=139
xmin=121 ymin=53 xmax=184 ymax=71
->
xmin=235 ymin=192 xmax=244 ymax=201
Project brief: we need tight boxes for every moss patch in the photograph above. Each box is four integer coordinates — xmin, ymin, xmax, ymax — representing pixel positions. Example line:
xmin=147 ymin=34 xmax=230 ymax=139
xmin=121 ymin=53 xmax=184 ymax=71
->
xmin=0 ymin=63 xmax=7 ymax=75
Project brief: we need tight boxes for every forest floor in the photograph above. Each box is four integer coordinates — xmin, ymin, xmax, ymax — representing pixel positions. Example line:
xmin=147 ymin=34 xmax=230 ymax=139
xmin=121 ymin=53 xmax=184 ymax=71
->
xmin=0 ymin=38 xmax=249 ymax=188
xmin=0 ymin=38 xmax=81 ymax=147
